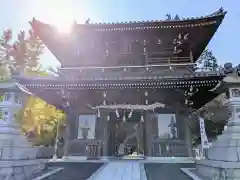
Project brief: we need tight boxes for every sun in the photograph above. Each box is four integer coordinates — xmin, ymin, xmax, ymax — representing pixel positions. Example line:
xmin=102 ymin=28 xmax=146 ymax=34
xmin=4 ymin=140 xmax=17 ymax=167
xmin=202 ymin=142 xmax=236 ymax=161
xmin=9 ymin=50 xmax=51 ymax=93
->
xmin=53 ymin=16 xmax=75 ymax=34
xmin=38 ymin=0 xmax=75 ymax=34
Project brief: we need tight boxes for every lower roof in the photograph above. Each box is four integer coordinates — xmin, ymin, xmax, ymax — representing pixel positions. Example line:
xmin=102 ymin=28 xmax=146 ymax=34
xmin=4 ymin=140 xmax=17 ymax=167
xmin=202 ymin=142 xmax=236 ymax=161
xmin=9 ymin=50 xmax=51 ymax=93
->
xmin=17 ymin=74 xmax=223 ymax=110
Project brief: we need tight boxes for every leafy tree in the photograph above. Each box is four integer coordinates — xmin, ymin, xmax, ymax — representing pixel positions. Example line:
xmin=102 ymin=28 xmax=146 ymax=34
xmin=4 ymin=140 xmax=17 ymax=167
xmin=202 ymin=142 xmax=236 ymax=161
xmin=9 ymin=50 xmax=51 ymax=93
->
xmin=11 ymin=30 xmax=44 ymax=72
xmin=16 ymin=96 xmax=66 ymax=146
xmin=0 ymin=28 xmax=45 ymax=80
xmin=191 ymin=51 xmax=227 ymax=145
xmin=190 ymin=96 xmax=229 ymax=146
xmin=0 ymin=30 xmax=13 ymax=81
xmin=0 ymin=27 xmax=61 ymax=146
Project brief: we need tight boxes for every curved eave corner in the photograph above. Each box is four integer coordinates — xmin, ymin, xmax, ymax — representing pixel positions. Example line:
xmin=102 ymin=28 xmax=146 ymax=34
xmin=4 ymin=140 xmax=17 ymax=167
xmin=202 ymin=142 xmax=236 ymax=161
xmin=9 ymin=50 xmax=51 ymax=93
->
xmin=16 ymin=83 xmax=34 ymax=96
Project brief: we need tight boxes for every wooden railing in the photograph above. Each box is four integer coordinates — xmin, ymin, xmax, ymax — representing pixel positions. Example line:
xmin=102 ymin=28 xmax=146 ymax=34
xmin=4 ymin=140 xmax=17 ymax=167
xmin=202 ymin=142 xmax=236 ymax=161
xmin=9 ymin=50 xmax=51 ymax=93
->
xmin=148 ymin=56 xmax=191 ymax=65
xmin=151 ymin=140 xmax=189 ymax=157
xmin=114 ymin=143 xmax=136 ymax=156
xmin=68 ymin=140 xmax=102 ymax=158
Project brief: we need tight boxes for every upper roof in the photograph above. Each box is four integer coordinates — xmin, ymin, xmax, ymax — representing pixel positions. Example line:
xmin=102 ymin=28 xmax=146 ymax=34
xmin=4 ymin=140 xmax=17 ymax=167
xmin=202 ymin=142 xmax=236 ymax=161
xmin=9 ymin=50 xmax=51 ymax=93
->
xmin=31 ymin=7 xmax=226 ymax=30
xmin=31 ymin=8 xmax=226 ymax=66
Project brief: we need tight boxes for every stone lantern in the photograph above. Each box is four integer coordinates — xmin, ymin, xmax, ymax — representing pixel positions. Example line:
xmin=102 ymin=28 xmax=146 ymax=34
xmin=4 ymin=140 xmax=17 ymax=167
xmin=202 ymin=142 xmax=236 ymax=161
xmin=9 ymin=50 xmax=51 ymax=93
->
xmin=196 ymin=63 xmax=240 ymax=179
xmin=0 ymin=81 xmax=45 ymax=179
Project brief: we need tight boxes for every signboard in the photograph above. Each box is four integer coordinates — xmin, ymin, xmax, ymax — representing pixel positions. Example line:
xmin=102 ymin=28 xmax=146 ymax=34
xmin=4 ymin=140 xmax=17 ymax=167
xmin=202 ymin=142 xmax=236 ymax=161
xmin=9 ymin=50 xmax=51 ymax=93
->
xmin=199 ymin=117 xmax=210 ymax=149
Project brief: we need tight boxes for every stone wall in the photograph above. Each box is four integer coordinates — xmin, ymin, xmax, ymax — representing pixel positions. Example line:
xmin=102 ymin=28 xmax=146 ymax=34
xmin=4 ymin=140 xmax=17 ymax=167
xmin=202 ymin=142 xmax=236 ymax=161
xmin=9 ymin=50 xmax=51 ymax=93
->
xmin=197 ymin=161 xmax=240 ymax=180
xmin=0 ymin=159 xmax=46 ymax=180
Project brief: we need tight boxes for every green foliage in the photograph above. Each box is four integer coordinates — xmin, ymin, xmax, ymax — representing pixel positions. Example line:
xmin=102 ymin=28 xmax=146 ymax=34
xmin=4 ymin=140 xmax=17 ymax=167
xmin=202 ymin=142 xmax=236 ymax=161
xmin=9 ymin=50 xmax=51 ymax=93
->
xmin=191 ymin=118 xmax=226 ymax=146
xmin=0 ymin=95 xmax=4 ymax=102
xmin=16 ymin=96 xmax=66 ymax=146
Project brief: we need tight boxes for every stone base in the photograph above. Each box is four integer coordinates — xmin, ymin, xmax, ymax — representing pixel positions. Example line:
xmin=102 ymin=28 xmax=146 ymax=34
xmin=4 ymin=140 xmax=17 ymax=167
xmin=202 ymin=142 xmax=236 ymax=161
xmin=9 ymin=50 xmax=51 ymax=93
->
xmin=0 ymin=159 xmax=46 ymax=180
xmin=196 ymin=159 xmax=240 ymax=180
xmin=145 ymin=156 xmax=195 ymax=163
xmin=0 ymin=125 xmax=38 ymax=160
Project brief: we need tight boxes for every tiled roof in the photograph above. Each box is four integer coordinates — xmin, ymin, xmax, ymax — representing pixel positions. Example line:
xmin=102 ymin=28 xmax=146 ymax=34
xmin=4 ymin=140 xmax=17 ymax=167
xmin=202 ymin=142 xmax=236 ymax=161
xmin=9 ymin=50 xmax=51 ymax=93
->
xmin=31 ymin=7 xmax=226 ymax=28
xmin=81 ymin=7 xmax=226 ymax=25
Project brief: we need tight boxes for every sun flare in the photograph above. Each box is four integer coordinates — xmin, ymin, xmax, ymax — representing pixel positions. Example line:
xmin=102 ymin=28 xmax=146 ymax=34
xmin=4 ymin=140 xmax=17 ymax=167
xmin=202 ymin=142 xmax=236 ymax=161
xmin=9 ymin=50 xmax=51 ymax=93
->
xmin=38 ymin=0 xmax=75 ymax=34
xmin=53 ymin=16 xmax=75 ymax=34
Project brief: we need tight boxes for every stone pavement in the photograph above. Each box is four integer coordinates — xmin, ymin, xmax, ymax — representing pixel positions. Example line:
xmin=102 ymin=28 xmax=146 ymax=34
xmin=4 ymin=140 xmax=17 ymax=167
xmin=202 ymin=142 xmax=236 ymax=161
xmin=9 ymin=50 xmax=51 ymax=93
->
xmin=144 ymin=163 xmax=195 ymax=180
xmin=88 ymin=161 xmax=146 ymax=180
xmin=44 ymin=162 xmax=103 ymax=180
xmin=36 ymin=161 xmax=195 ymax=180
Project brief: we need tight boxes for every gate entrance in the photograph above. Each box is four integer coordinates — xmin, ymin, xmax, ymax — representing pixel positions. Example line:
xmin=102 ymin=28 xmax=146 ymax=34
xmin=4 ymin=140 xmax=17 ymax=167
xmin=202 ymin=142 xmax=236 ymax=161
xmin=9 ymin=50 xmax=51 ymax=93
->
xmin=107 ymin=112 xmax=145 ymax=156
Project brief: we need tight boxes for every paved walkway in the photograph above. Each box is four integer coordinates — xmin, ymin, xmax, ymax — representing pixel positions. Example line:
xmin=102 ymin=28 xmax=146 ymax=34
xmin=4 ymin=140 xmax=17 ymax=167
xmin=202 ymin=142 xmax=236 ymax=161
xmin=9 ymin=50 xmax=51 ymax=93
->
xmin=43 ymin=162 xmax=103 ymax=180
xmin=89 ymin=161 xmax=146 ymax=180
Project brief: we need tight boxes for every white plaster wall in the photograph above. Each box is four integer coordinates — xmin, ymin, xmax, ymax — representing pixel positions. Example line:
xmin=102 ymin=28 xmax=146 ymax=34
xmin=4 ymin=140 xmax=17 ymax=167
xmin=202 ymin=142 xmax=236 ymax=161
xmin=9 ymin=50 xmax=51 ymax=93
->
xmin=77 ymin=115 xmax=96 ymax=139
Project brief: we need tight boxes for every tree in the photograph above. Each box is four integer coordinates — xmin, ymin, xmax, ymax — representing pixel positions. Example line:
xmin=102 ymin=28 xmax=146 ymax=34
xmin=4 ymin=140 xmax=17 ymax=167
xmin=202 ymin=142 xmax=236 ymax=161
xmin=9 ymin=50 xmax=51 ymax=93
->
xmin=197 ymin=49 xmax=219 ymax=71
xmin=16 ymin=96 xmax=66 ymax=146
xmin=0 ymin=27 xmax=62 ymax=146
xmin=11 ymin=30 xmax=44 ymax=72
xmin=191 ymin=114 xmax=227 ymax=146
xmin=0 ymin=29 xmax=13 ymax=81
xmin=0 ymin=28 xmax=45 ymax=80
xmin=190 ymin=51 xmax=227 ymax=145
xmin=190 ymin=95 xmax=229 ymax=146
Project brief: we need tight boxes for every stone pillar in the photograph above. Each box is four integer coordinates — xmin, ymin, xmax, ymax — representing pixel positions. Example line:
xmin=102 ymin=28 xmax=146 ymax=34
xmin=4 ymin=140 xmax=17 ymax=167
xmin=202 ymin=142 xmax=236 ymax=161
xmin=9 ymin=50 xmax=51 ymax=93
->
xmin=196 ymin=72 xmax=240 ymax=179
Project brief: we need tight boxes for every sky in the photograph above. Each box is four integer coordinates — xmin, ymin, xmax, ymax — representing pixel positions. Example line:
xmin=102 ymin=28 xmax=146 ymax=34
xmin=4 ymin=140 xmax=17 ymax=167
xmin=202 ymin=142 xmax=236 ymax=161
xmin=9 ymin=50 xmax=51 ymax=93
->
xmin=0 ymin=0 xmax=239 ymax=69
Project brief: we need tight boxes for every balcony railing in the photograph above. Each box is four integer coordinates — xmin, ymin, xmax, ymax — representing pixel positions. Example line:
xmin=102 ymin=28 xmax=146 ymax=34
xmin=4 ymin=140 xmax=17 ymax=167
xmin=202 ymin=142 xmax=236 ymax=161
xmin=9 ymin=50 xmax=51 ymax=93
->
xmin=59 ymin=58 xmax=195 ymax=81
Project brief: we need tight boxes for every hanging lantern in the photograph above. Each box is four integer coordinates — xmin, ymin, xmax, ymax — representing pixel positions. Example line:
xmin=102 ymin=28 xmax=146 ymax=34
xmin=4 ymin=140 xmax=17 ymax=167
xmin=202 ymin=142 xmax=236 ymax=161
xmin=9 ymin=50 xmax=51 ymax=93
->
xmin=123 ymin=115 xmax=126 ymax=122
xmin=140 ymin=114 xmax=144 ymax=122
xmin=97 ymin=108 xmax=100 ymax=118
xmin=116 ymin=109 xmax=120 ymax=118
xmin=107 ymin=115 xmax=110 ymax=121
xmin=128 ymin=110 xmax=133 ymax=118
xmin=103 ymin=91 xmax=107 ymax=105
xmin=103 ymin=100 xmax=106 ymax=105
xmin=145 ymin=91 xmax=148 ymax=105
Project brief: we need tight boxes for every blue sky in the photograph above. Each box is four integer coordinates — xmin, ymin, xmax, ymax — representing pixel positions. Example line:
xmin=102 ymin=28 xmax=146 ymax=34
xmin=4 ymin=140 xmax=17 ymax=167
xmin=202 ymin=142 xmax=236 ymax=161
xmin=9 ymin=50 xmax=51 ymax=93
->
xmin=0 ymin=0 xmax=239 ymax=68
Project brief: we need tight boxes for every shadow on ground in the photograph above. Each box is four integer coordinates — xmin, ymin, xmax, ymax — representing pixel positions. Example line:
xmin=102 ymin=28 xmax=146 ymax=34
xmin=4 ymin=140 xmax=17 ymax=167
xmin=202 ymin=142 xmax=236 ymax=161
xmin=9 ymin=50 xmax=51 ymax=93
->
xmin=144 ymin=163 xmax=195 ymax=180
xmin=43 ymin=162 xmax=104 ymax=180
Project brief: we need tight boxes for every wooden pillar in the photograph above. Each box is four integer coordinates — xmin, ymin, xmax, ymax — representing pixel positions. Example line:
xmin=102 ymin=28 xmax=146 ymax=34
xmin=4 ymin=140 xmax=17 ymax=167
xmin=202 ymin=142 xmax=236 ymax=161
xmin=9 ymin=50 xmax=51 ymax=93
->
xmin=177 ymin=110 xmax=193 ymax=157
xmin=100 ymin=112 xmax=109 ymax=156
xmin=103 ymin=114 xmax=110 ymax=156
xmin=145 ymin=112 xmax=157 ymax=156
xmin=184 ymin=117 xmax=193 ymax=157
xmin=94 ymin=111 xmax=109 ymax=157
xmin=63 ymin=108 xmax=75 ymax=157
xmin=63 ymin=114 xmax=70 ymax=157
xmin=190 ymin=51 xmax=193 ymax=63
